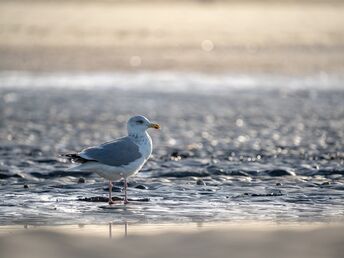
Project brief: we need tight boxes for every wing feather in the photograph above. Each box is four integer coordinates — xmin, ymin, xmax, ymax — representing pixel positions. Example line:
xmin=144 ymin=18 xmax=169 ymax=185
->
xmin=79 ymin=137 xmax=142 ymax=166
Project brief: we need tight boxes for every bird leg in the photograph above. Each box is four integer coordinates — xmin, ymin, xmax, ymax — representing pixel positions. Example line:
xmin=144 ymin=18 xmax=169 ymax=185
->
xmin=108 ymin=180 xmax=116 ymax=205
xmin=124 ymin=178 xmax=129 ymax=204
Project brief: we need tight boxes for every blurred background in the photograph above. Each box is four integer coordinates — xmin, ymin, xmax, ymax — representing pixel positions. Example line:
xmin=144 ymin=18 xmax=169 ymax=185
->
xmin=1 ymin=0 xmax=344 ymax=74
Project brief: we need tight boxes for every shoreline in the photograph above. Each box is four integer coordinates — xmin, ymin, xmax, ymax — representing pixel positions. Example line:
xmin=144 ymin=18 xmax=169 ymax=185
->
xmin=0 ymin=221 xmax=343 ymax=237
xmin=1 ymin=70 xmax=343 ymax=92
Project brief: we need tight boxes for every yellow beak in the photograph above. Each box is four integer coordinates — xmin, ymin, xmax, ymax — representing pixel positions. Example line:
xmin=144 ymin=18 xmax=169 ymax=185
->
xmin=149 ymin=123 xmax=160 ymax=129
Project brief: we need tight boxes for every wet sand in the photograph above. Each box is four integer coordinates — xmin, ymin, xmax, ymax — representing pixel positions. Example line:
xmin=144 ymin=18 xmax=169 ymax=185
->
xmin=0 ymin=83 xmax=343 ymax=225
xmin=1 ymin=223 xmax=343 ymax=258
xmin=1 ymin=1 xmax=344 ymax=73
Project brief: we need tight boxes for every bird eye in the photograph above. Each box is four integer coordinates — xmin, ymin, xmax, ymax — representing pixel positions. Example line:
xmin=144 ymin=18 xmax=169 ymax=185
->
xmin=136 ymin=120 xmax=144 ymax=124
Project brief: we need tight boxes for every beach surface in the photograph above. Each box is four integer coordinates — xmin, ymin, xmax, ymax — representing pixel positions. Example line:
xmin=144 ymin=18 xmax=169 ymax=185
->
xmin=0 ymin=81 xmax=343 ymax=225
xmin=1 ymin=223 xmax=344 ymax=258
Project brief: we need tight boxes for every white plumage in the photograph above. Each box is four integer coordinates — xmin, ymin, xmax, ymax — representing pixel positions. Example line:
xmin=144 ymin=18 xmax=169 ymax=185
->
xmin=65 ymin=115 xmax=160 ymax=204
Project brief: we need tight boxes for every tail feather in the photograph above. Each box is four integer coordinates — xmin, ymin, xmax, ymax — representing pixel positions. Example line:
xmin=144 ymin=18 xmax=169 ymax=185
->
xmin=60 ymin=153 xmax=89 ymax=163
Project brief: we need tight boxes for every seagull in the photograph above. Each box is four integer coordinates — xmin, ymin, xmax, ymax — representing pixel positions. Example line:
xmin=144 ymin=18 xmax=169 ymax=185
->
xmin=63 ymin=115 xmax=160 ymax=205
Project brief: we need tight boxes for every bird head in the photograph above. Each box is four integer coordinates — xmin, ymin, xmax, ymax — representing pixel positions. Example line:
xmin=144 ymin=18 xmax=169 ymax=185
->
xmin=127 ymin=115 xmax=160 ymax=135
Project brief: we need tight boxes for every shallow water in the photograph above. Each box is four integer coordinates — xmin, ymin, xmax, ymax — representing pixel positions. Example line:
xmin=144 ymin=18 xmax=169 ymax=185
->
xmin=0 ymin=72 xmax=343 ymax=225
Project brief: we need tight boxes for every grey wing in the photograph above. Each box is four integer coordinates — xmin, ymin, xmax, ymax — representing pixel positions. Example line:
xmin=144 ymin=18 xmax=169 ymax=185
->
xmin=79 ymin=137 xmax=142 ymax=166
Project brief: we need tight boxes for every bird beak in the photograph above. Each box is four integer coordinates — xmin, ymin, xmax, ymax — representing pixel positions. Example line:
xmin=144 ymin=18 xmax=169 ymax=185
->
xmin=149 ymin=123 xmax=160 ymax=129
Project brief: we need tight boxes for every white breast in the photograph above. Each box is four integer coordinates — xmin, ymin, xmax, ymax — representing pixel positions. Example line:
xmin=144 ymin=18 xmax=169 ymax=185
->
xmin=138 ymin=132 xmax=153 ymax=160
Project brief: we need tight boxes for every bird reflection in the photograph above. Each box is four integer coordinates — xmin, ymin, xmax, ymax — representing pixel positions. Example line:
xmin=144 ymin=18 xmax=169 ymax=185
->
xmin=108 ymin=222 xmax=128 ymax=239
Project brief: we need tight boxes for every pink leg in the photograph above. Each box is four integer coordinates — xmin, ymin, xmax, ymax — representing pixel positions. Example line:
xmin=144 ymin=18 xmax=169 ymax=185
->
xmin=124 ymin=178 xmax=129 ymax=204
xmin=108 ymin=181 xmax=115 ymax=205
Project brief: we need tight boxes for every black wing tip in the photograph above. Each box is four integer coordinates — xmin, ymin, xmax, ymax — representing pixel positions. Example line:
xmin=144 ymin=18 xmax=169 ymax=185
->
xmin=60 ymin=153 xmax=89 ymax=163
